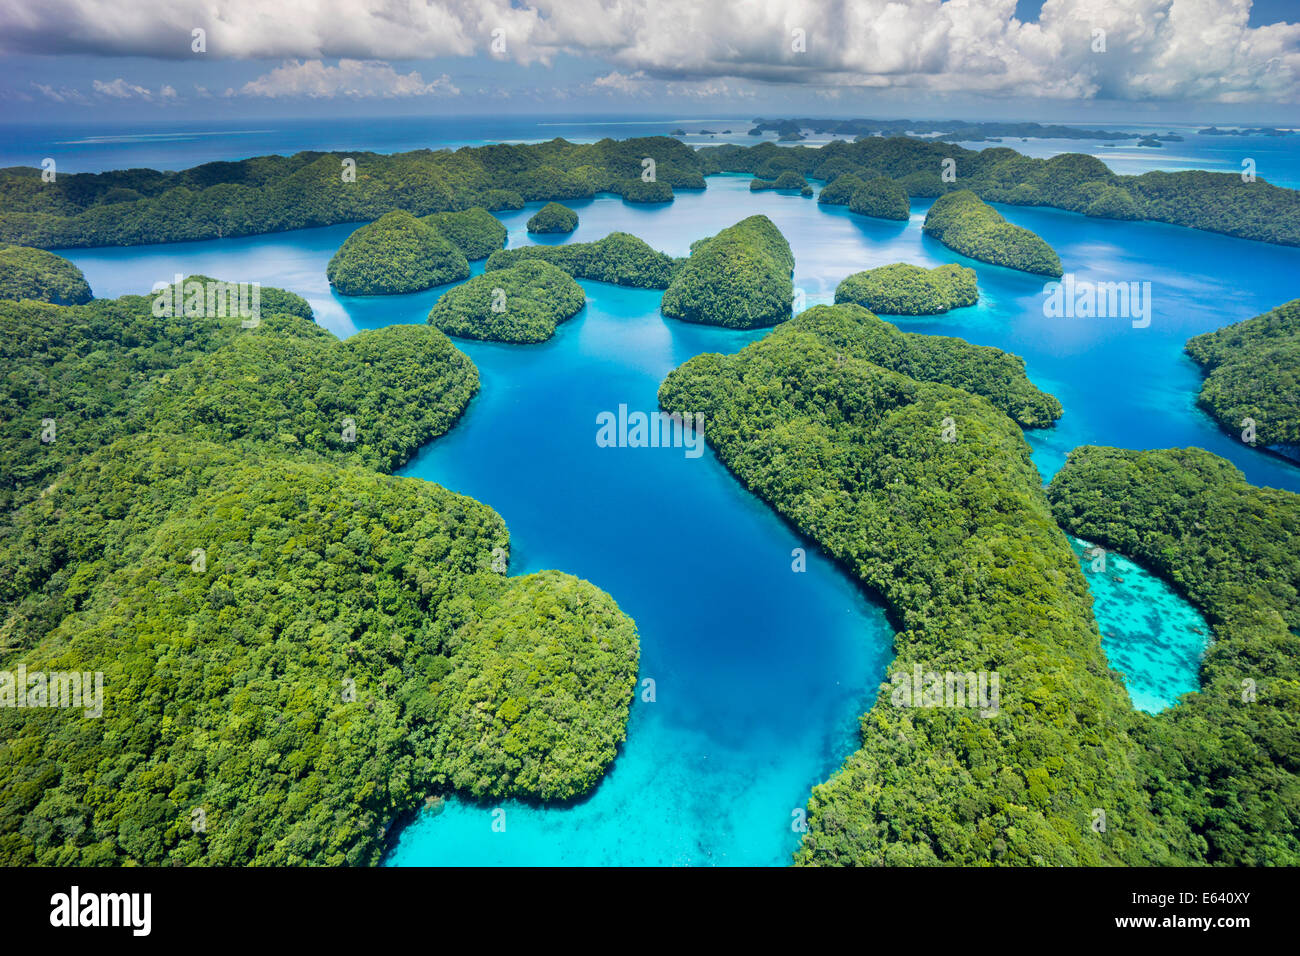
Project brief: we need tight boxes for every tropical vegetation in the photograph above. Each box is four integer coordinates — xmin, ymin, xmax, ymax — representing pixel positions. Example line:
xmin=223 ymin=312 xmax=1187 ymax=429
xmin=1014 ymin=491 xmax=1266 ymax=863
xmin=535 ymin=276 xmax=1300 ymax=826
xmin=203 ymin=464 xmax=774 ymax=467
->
xmin=0 ymin=137 xmax=706 ymax=248
xmin=657 ymin=303 xmax=1155 ymax=865
xmin=750 ymin=171 xmax=812 ymax=195
xmin=327 ymin=210 xmax=469 ymax=295
xmin=0 ymin=245 xmax=93 ymax=305
xmin=526 ymin=202 xmax=579 ymax=234
xmin=0 ymin=279 xmax=640 ymax=866
xmin=787 ymin=304 xmax=1060 ymax=427
xmin=428 ymin=260 xmax=585 ymax=343
xmin=421 ymin=207 xmax=508 ymax=260
xmin=848 ymin=177 xmax=910 ymax=220
xmin=660 ymin=215 xmax=794 ymax=329
xmin=835 ymin=263 xmax=978 ymax=315
xmin=700 ymin=138 xmax=1300 ymax=246
xmin=1048 ymin=446 xmax=1300 ymax=864
xmin=923 ymin=190 xmax=1063 ymax=276
xmin=485 ymin=232 xmax=682 ymax=289
xmin=1185 ymin=298 xmax=1300 ymax=449
xmin=817 ymin=173 xmax=868 ymax=206
xmin=4 ymin=135 xmax=1298 ymax=251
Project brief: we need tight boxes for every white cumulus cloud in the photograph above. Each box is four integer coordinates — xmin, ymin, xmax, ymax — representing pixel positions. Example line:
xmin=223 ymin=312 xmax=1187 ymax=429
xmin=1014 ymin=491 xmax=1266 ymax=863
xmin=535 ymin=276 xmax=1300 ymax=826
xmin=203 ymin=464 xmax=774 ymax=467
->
xmin=0 ymin=0 xmax=1295 ymax=102
xmin=589 ymin=70 xmax=649 ymax=95
xmin=92 ymin=77 xmax=153 ymax=98
xmin=240 ymin=60 xmax=460 ymax=98
xmin=32 ymin=82 xmax=89 ymax=104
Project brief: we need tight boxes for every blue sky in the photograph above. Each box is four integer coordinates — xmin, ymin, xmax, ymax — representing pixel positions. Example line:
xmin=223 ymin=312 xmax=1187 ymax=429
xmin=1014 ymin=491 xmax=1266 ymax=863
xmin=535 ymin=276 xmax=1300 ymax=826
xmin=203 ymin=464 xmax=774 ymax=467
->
xmin=2 ymin=0 xmax=1298 ymax=125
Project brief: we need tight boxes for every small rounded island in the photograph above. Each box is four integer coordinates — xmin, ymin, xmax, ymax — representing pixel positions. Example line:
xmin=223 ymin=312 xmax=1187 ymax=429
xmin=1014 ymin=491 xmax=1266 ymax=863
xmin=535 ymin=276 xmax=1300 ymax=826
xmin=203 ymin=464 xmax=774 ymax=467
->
xmin=327 ymin=210 xmax=469 ymax=296
xmin=428 ymin=259 xmax=585 ymax=343
xmin=527 ymin=202 xmax=579 ymax=235
xmin=835 ymin=262 xmax=978 ymax=316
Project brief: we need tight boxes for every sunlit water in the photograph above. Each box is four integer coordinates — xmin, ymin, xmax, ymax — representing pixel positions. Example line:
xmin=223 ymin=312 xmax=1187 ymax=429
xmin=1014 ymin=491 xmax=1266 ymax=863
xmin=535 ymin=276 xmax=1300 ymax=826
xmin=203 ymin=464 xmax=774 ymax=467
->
xmin=1069 ymin=537 xmax=1212 ymax=713
xmin=61 ymin=171 xmax=1299 ymax=864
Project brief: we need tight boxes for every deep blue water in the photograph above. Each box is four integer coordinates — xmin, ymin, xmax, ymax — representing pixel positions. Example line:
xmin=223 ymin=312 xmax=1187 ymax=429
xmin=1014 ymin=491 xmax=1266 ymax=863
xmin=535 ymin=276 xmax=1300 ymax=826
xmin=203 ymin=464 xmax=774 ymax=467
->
xmin=59 ymin=169 xmax=1300 ymax=866
xmin=387 ymin=287 xmax=891 ymax=865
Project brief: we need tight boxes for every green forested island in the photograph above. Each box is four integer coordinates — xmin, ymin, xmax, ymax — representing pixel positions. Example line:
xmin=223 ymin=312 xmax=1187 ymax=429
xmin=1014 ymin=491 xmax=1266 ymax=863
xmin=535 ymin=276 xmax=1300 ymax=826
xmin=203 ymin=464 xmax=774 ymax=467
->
xmin=660 ymin=215 xmax=794 ymax=329
xmin=428 ymin=260 xmax=586 ymax=343
xmin=657 ymin=303 xmax=1298 ymax=865
xmin=0 ymin=277 xmax=312 ymax=513
xmin=1048 ymin=446 xmax=1300 ymax=864
xmin=923 ymin=190 xmax=1063 ymax=276
xmin=754 ymin=304 xmax=1060 ymax=427
xmin=327 ymin=210 xmax=470 ymax=295
xmin=835 ymin=262 xmax=978 ymax=315
xmin=0 ymin=281 xmax=640 ymax=865
xmin=3 ymin=119 xmax=1297 ymax=872
xmin=5 ymin=134 xmax=1299 ymax=252
xmin=619 ymin=178 xmax=677 ymax=203
xmin=0 ymin=137 xmax=704 ymax=248
xmin=1185 ymin=298 xmax=1300 ymax=449
xmin=745 ymin=117 xmax=1134 ymax=141
xmin=0 ymin=245 xmax=93 ymax=305
xmin=526 ymin=202 xmax=579 ymax=234
xmin=701 ymin=138 xmax=1300 ymax=246
xmin=485 ymin=231 xmax=682 ymax=288
xmin=816 ymin=172 xmax=869 ymax=206
xmin=847 ymin=177 xmax=911 ymax=220
xmin=658 ymin=303 xmax=1155 ymax=865
xmin=421 ymin=207 xmax=508 ymax=259
xmin=749 ymin=171 xmax=813 ymax=195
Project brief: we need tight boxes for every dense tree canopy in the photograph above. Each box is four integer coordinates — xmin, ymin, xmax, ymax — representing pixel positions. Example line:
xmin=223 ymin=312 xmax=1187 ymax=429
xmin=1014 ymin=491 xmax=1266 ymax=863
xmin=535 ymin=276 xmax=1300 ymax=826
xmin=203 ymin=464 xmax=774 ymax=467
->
xmin=835 ymin=262 xmax=978 ymax=315
xmin=428 ymin=260 xmax=585 ymax=343
xmin=4 ymin=124 xmax=1295 ymax=871
xmin=138 ymin=316 xmax=480 ymax=472
xmin=327 ymin=210 xmax=470 ymax=296
xmin=923 ymin=190 xmax=1063 ymax=277
xmin=750 ymin=171 xmax=813 ymax=195
xmin=786 ymin=304 xmax=1061 ymax=427
xmin=0 ymin=278 xmax=312 ymax=513
xmin=0 ymin=279 xmax=640 ymax=866
xmin=0 ymin=137 xmax=705 ymax=248
xmin=1185 ymin=298 xmax=1300 ymax=448
xmin=526 ymin=202 xmax=579 ymax=234
xmin=817 ymin=173 xmax=866 ymax=206
xmin=848 ymin=177 xmax=910 ymax=220
xmin=0 ymin=245 xmax=92 ymax=305
xmin=701 ymin=137 xmax=1300 ymax=246
xmin=655 ymin=298 xmax=1295 ymax=865
xmin=660 ymin=215 xmax=794 ymax=329
xmin=420 ymin=207 xmax=508 ymax=260
xmin=485 ymin=232 xmax=682 ymax=289
xmin=657 ymin=307 xmax=1158 ymax=865
xmin=480 ymin=189 xmax=525 ymax=211
xmin=1048 ymin=446 xmax=1300 ymax=864
xmin=1084 ymin=184 xmax=1143 ymax=220
xmin=3 ymin=135 xmax=1297 ymax=251
xmin=617 ymin=179 xmax=675 ymax=203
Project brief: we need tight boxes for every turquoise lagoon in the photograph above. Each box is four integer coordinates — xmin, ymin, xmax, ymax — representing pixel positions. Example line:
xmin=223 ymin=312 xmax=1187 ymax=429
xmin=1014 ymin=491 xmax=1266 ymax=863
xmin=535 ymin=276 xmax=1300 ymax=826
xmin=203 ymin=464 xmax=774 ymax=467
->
xmin=62 ymin=172 xmax=1300 ymax=865
xmin=1069 ymin=538 xmax=1212 ymax=714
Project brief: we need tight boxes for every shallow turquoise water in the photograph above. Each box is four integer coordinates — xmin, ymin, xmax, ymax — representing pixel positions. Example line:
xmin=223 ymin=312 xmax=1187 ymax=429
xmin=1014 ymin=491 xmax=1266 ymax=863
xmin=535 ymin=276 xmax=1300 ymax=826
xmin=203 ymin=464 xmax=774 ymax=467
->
xmin=61 ymin=172 xmax=1300 ymax=865
xmin=1069 ymin=537 xmax=1211 ymax=713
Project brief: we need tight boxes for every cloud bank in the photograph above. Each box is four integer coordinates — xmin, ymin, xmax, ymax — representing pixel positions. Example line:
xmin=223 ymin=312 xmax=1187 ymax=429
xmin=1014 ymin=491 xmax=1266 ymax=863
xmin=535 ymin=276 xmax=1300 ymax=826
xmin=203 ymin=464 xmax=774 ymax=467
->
xmin=2 ymin=0 xmax=1297 ymax=102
